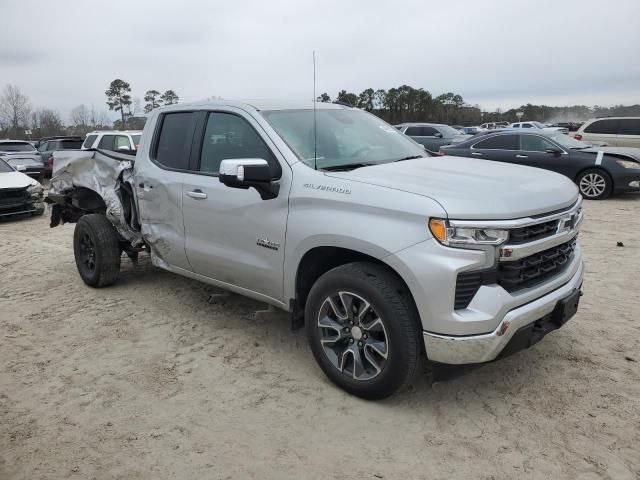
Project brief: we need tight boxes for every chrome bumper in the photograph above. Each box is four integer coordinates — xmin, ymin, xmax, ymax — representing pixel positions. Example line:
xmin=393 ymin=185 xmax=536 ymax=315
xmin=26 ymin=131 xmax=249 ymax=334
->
xmin=423 ymin=259 xmax=584 ymax=365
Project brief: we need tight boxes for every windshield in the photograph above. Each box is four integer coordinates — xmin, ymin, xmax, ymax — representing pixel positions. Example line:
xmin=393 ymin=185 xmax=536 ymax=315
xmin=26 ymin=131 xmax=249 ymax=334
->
xmin=261 ymin=109 xmax=427 ymax=169
xmin=0 ymin=158 xmax=14 ymax=173
xmin=131 ymin=134 xmax=142 ymax=148
xmin=0 ymin=142 xmax=36 ymax=152
xmin=549 ymin=133 xmax=590 ymax=149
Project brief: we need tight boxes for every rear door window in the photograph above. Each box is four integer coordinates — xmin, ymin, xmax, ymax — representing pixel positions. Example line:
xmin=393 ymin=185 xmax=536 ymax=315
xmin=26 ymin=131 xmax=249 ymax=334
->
xmin=98 ymin=135 xmax=115 ymax=150
xmin=83 ymin=135 xmax=98 ymax=149
xmin=618 ymin=119 xmax=640 ymax=136
xmin=115 ymin=136 xmax=131 ymax=150
xmin=153 ymin=112 xmax=195 ymax=170
xmin=584 ymin=119 xmax=618 ymax=134
xmin=473 ymin=134 xmax=519 ymax=150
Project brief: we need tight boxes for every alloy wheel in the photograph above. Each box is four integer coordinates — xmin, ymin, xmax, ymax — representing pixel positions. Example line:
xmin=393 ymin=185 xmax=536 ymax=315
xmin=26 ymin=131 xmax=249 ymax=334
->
xmin=317 ymin=291 xmax=389 ymax=381
xmin=579 ymin=173 xmax=606 ymax=198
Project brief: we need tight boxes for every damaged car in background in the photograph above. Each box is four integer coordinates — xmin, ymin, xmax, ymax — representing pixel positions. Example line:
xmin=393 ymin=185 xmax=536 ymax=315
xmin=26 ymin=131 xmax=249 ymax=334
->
xmin=0 ymin=140 xmax=46 ymax=182
xmin=0 ymin=157 xmax=45 ymax=219
xmin=47 ymin=100 xmax=584 ymax=399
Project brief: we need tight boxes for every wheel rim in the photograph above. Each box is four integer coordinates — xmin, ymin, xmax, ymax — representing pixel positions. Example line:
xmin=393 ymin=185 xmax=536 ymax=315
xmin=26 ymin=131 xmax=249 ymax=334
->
xmin=579 ymin=173 xmax=606 ymax=198
xmin=317 ymin=291 xmax=389 ymax=381
xmin=79 ymin=232 xmax=96 ymax=272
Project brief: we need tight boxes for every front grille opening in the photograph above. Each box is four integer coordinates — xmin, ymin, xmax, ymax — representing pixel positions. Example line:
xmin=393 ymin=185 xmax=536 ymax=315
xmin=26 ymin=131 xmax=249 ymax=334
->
xmin=498 ymin=238 xmax=576 ymax=292
xmin=509 ymin=219 xmax=558 ymax=244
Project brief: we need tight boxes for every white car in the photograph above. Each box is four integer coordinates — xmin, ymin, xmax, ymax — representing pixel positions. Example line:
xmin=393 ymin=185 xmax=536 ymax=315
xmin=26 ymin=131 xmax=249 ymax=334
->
xmin=509 ymin=121 xmax=569 ymax=134
xmin=81 ymin=130 xmax=143 ymax=151
xmin=0 ymin=156 xmax=45 ymax=218
xmin=574 ymin=117 xmax=640 ymax=148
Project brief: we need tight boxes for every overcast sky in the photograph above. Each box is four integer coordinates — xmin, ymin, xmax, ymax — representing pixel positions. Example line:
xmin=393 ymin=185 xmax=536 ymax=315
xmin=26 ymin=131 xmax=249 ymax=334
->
xmin=2 ymin=0 xmax=639 ymax=121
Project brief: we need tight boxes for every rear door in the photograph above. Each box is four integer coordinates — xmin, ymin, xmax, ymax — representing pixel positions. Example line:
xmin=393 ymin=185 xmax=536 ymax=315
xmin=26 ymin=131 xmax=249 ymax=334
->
xmin=617 ymin=118 xmax=640 ymax=148
xmin=134 ymin=111 xmax=198 ymax=270
xmin=582 ymin=119 xmax=618 ymax=146
xmin=181 ymin=108 xmax=290 ymax=302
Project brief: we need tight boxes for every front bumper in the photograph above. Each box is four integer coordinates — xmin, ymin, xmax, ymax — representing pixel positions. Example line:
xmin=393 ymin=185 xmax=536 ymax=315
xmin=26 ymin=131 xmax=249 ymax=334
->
xmin=423 ymin=259 xmax=583 ymax=364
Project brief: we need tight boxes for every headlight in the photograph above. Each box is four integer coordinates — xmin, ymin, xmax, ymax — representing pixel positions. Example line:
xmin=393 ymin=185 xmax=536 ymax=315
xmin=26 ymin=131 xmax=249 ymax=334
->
xmin=616 ymin=159 xmax=640 ymax=169
xmin=429 ymin=218 xmax=509 ymax=247
xmin=27 ymin=183 xmax=44 ymax=197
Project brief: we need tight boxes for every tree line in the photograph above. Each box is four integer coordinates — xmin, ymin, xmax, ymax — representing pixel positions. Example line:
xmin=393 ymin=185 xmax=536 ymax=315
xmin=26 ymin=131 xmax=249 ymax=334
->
xmin=319 ymin=85 xmax=640 ymax=126
xmin=2 ymin=80 xmax=639 ymax=141
xmin=0 ymin=79 xmax=179 ymax=140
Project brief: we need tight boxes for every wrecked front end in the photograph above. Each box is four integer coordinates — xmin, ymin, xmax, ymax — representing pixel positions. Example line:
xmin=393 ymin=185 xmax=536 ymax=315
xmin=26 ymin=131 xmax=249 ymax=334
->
xmin=46 ymin=149 xmax=144 ymax=247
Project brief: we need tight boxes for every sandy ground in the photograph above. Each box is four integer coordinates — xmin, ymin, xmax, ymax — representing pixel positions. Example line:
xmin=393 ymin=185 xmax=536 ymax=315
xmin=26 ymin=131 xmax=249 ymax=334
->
xmin=1 ymin=196 xmax=639 ymax=480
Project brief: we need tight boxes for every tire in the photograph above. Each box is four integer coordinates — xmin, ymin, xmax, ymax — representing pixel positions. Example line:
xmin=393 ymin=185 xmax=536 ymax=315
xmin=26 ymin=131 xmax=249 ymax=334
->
xmin=305 ymin=262 xmax=421 ymax=400
xmin=73 ymin=214 xmax=121 ymax=287
xmin=33 ymin=206 xmax=45 ymax=216
xmin=577 ymin=168 xmax=612 ymax=200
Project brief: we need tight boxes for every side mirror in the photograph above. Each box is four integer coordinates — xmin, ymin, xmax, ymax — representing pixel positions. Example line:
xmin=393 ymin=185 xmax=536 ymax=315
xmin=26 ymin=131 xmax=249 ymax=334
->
xmin=432 ymin=132 xmax=443 ymax=138
xmin=219 ymin=158 xmax=279 ymax=200
xmin=545 ymin=148 xmax=562 ymax=155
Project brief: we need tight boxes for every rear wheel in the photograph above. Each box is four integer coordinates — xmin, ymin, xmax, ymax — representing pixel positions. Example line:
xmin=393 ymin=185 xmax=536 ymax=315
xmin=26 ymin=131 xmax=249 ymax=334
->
xmin=305 ymin=262 xmax=421 ymax=400
xmin=577 ymin=169 xmax=612 ymax=200
xmin=73 ymin=214 xmax=121 ymax=287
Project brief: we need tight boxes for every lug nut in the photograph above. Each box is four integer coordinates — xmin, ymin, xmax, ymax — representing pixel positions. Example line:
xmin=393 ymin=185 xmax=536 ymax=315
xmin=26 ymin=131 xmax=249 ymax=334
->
xmin=349 ymin=338 xmax=354 ymax=344
xmin=358 ymin=341 xmax=363 ymax=347
xmin=363 ymin=333 xmax=368 ymax=339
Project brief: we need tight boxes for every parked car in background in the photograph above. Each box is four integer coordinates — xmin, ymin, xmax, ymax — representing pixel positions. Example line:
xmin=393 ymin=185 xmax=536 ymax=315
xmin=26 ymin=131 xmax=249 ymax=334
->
xmin=395 ymin=123 xmax=470 ymax=151
xmin=550 ymin=122 xmax=581 ymax=132
xmin=37 ymin=136 xmax=84 ymax=177
xmin=0 ymin=140 xmax=45 ymax=182
xmin=574 ymin=117 xmax=640 ymax=148
xmin=47 ymin=100 xmax=584 ymax=399
xmin=0 ymin=156 xmax=45 ymax=218
xmin=479 ymin=122 xmax=509 ymax=130
xmin=441 ymin=130 xmax=640 ymax=199
xmin=509 ymin=121 xmax=569 ymax=134
xmin=81 ymin=130 xmax=143 ymax=151
xmin=461 ymin=126 xmax=485 ymax=135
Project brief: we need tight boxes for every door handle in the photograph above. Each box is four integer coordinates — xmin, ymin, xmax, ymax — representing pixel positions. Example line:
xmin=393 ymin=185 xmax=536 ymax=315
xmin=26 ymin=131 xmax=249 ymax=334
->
xmin=516 ymin=155 xmax=528 ymax=159
xmin=186 ymin=189 xmax=208 ymax=200
xmin=471 ymin=152 xmax=483 ymax=156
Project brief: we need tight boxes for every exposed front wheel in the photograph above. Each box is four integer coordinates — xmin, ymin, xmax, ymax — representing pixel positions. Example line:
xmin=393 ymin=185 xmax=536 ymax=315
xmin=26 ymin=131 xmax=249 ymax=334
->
xmin=305 ymin=262 xmax=421 ymax=399
xmin=577 ymin=169 xmax=612 ymax=200
xmin=73 ymin=214 xmax=121 ymax=287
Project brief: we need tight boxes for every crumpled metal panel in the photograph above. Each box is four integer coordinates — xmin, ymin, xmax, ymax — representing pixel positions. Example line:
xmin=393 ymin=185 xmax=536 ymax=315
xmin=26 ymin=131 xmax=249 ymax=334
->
xmin=49 ymin=150 xmax=143 ymax=245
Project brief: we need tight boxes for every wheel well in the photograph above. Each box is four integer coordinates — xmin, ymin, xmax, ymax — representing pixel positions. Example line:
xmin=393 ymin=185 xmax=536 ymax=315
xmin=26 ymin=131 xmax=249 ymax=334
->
xmin=292 ymin=246 xmax=417 ymax=328
xmin=70 ymin=187 xmax=107 ymax=213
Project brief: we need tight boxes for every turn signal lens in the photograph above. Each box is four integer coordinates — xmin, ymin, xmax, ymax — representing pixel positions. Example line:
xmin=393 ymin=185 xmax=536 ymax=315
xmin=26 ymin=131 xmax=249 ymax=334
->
xmin=429 ymin=218 xmax=448 ymax=242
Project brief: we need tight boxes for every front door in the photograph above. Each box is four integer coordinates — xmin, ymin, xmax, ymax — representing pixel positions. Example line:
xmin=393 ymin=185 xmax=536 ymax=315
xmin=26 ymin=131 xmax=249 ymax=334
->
xmin=515 ymin=134 xmax=572 ymax=176
xmin=182 ymin=109 xmax=290 ymax=302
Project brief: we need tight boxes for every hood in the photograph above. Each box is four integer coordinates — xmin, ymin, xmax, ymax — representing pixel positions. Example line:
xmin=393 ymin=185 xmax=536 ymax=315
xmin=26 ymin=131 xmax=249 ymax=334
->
xmin=581 ymin=146 xmax=640 ymax=162
xmin=0 ymin=170 xmax=39 ymax=189
xmin=325 ymin=156 xmax=578 ymax=220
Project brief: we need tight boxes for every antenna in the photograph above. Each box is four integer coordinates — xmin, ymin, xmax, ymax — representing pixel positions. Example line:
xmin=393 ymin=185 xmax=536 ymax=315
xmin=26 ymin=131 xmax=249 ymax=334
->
xmin=313 ymin=51 xmax=318 ymax=170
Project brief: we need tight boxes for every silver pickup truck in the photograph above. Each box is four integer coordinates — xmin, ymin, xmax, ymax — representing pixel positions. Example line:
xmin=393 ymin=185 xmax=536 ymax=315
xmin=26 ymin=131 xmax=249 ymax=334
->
xmin=47 ymin=100 xmax=584 ymax=399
